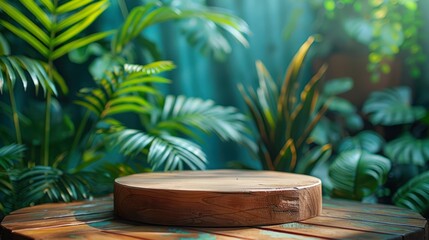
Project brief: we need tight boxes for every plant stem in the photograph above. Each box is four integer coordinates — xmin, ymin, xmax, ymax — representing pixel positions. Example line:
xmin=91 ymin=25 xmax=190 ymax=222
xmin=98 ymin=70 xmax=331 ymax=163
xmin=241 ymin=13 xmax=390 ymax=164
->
xmin=42 ymin=0 xmax=58 ymax=166
xmin=70 ymin=110 xmax=91 ymax=154
xmin=6 ymin=76 xmax=22 ymax=144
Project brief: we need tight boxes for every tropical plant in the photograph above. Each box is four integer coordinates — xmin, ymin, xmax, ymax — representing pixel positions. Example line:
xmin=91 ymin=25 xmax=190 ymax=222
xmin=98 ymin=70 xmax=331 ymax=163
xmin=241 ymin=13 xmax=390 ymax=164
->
xmin=0 ymin=0 xmax=251 ymax=217
xmin=319 ymin=85 xmax=429 ymax=215
xmin=329 ymin=149 xmax=391 ymax=200
xmin=393 ymin=170 xmax=429 ymax=217
xmin=239 ymin=36 xmax=331 ymax=173
xmin=311 ymin=0 xmax=424 ymax=81
xmin=72 ymin=0 xmax=250 ymax=79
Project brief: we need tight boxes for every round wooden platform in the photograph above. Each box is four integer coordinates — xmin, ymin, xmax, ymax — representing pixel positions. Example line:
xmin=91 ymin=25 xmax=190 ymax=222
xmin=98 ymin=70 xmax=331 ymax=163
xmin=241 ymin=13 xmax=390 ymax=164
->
xmin=114 ymin=170 xmax=322 ymax=227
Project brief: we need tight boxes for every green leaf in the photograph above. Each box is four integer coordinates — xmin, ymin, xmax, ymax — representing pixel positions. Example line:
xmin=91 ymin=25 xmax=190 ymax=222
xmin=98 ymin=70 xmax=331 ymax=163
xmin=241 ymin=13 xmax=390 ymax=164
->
xmin=157 ymin=95 xmax=250 ymax=143
xmin=53 ymin=5 xmax=108 ymax=47
xmin=15 ymin=166 xmax=93 ymax=207
xmin=393 ymin=171 xmax=429 ymax=216
xmin=125 ymin=61 xmax=176 ymax=75
xmin=338 ymin=130 xmax=384 ymax=153
xmin=322 ymin=78 xmax=354 ymax=96
xmin=0 ymin=56 xmax=56 ymax=95
xmin=0 ymin=20 xmax=49 ymax=57
xmin=56 ymin=1 xmax=108 ymax=31
xmin=384 ymin=133 xmax=429 ymax=166
xmin=52 ymin=30 xmax=115 ymax=60
xmin=329 ymin=150 xmax=391 ymax=200
xmin=56 ymin=0 xmax=94 ymax=14
xmin=40 ymin=0 xmax=54 ymax=12
xmin=0 ymin=144 xmax=25 ymax=170
xmin=19 ymin=0 xmax=51 ymax=30
xmin=148 ymin=136 xmax=207 ymax=171
xmin=0 ymin=1 xmax=49 ymax=45
xmin=363 ymin=87 xmax=426 ymax=125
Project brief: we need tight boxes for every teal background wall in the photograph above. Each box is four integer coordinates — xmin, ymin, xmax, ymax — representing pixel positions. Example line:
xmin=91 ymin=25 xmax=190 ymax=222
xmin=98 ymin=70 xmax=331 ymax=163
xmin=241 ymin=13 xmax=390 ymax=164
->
xmin=147 ymin=0 xmax=315 ymax=168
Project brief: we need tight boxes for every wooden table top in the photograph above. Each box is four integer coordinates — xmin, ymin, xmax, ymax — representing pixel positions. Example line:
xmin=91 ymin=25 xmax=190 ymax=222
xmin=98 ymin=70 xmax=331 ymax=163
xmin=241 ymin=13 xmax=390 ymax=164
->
xmin=1 ymin=196 xmax=427 ymax=240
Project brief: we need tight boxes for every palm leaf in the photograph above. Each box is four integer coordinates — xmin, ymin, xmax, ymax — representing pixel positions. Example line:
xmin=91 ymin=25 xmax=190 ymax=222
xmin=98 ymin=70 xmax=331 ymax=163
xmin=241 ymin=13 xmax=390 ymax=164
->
xmin=52 ymin=30 xmax=114 ymax=60
xmin=19 ymin=0 xmax=51 ymax=30
xmin=156 ymin=95 xmax=250 ymax=143
xmin=0 ymin=144 xmax=25 ymax=170
xmin=329 ymin=150 xmax=391 ymax=200
xmin=107 ymin=129 xmax=206 ymax=171
xmin=338 ymin=130 xmax=384 ymax=153
xmin=393 ymin=171 xmax=429 ymax=216
xmin=124 ymin=61 xmax=176 ymax=75
xmin=112 ymin=2 xmax=249 ymax=56
xmin=76 ymin=62 xmax=171 ymax=118
xmin=362 ymin=87 xmax=426 ymax=126
xmin=0 ymin=20 xmax=49 ymax=57
xmin=15 ymin=166 xmax=93 ymax=207
xmin=0 ymin=56 xmax=57 ymax=95
xmin=384 ymin=133 xmax=429 ymax=166
xmin=0 ymin=1 xmax=49 ymax=44
xmin=148 ymin=135 xmax=206 ymax=171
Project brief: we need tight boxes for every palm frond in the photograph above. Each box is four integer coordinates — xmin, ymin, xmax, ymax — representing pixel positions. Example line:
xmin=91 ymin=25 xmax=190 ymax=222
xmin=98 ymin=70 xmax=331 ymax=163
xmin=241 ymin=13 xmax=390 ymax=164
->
xmin=362 ymin=87 xmax=426 ymax=126
xmin=112 ymin=2 xmax=249 ymax=56
xmin=76 ymin=62 xmax=172 ymax=118
xmin=15 ymin=166 xmax=93 ymax=208
xmin=108 ymin=129 xmax=206 ymax=171
xmin=0 ymin=144 xmax=25 ymax=170
xmin=329 ymin=150 xmax=391 ymax=200
xmin=0 ymin=56 xmax=57 ymax=95
xmin=148 ymin=135 xmax=206 ymax=171
xmin=393 ymin=171 xmax=429 ymax=216
xmin=1 ymin=0 xmax=112 ymax=59
xmin=125 ymin=61 xmax=176 ymax=75
xmin=156 ymin=95 xmax=250 ymax=143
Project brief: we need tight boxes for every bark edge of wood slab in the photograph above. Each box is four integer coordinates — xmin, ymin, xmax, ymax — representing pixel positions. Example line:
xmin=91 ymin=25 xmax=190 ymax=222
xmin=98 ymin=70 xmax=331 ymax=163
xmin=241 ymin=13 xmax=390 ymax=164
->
xmin=114 ymin=170 xmax=322 ymax=227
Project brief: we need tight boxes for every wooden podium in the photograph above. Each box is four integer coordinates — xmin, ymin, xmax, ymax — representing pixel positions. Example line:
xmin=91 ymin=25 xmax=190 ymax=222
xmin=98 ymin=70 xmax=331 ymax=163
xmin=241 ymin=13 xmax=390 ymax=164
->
xmin=114 ymin=170 xmax=322 ymax=227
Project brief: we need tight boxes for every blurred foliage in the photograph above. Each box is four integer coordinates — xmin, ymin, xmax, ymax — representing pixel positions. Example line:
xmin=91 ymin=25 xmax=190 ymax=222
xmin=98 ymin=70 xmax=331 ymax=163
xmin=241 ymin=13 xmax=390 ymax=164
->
xmin=315 ymin=85 xmax=429 ymax=215
xmin=311 ymin=0 xmax=424 ymax=82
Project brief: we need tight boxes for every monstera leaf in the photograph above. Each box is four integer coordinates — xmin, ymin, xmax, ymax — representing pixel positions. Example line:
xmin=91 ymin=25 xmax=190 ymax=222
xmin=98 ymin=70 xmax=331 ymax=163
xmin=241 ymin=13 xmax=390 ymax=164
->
xmin=338 ymin=130 xmax=384 ymax=153
xmin=384 ymin=133 xmax=429 ymax=166
xmin=393 ymin=171 xmax=429 ymax=216
xmin=362 ymin=87 xmax=426 ymax=126
xmin=329 ymin=150 xmax=391 ymax=200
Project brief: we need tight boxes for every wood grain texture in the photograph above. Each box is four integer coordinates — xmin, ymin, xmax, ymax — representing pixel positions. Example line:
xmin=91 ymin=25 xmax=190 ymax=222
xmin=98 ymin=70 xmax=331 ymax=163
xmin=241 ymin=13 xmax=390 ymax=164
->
xmin=114 ymin=170 xmax=322 ymax=227
xmin=1 ymin=196 xmax=427 ymax=240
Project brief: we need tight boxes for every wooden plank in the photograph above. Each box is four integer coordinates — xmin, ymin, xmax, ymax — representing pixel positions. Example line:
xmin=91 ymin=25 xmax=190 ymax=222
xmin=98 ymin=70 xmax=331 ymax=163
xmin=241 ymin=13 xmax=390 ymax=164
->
xmin=321 ymin=208 xmax=427 ymax=229
xmin=323 ymin=198 xmax=425 ymax=219
xmin=3 ymin=202 xmax=113 ymax=223
xmin=10 ymin=197 xmax=112 ymax=215
xmin=262 ymin=222 xmax=399 ymax=239
xmin=302 ymin=215 xmax=425 ymax=240
xmin=193 ymin=227 xmax=324 ymax=240
xmin=2 ymin=211 xmax=113 ymax=231
xmin=107 ymin=225 xmax=241 ymax=240
xmin=115 ymin=170 xmax=322 ymax=227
